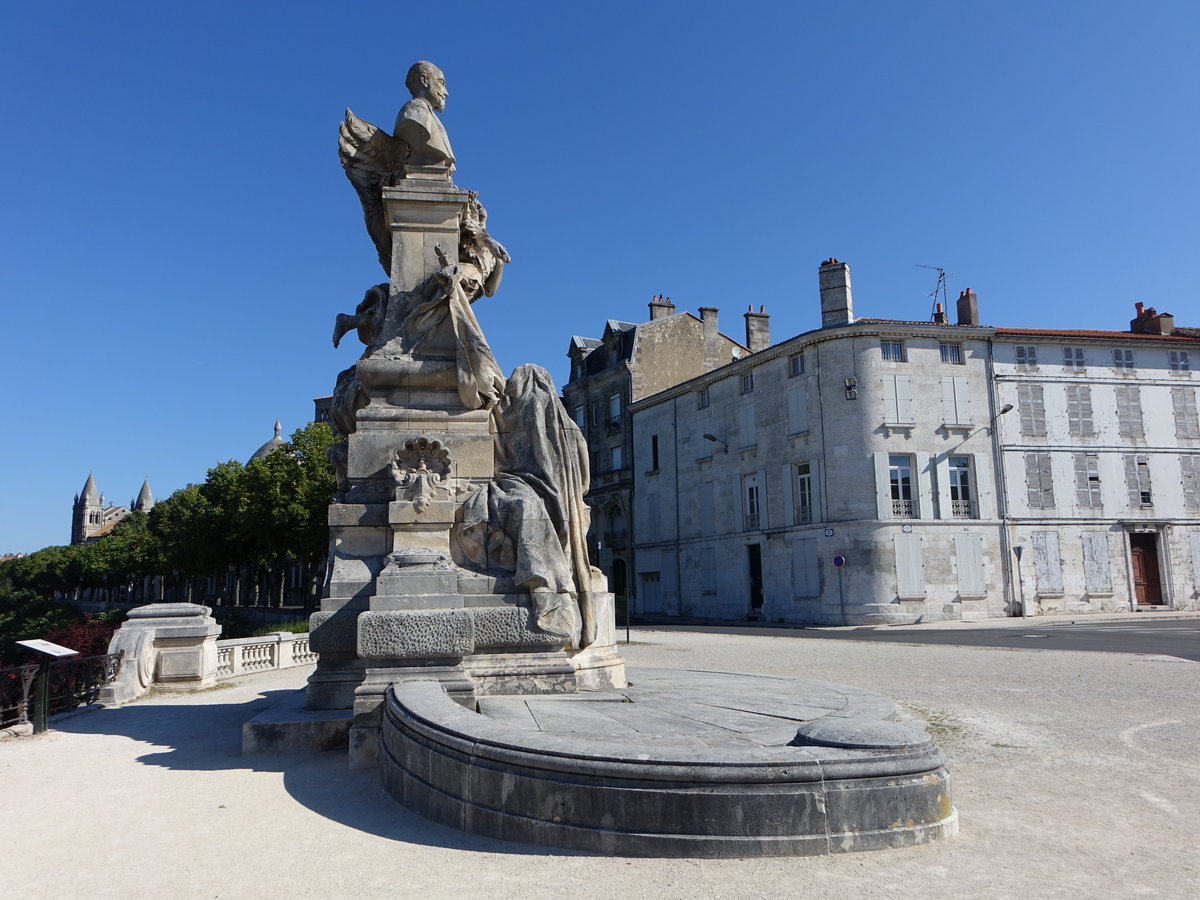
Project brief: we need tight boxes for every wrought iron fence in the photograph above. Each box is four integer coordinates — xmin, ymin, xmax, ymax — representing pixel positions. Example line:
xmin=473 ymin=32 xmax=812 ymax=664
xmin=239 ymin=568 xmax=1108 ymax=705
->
xmin=1 ymin=652 xmax=122 ymax=731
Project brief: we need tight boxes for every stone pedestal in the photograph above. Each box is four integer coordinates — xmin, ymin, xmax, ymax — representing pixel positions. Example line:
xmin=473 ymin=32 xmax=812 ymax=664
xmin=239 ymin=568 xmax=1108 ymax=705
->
xmin=101 ymin=603 xmax=221 ymax=706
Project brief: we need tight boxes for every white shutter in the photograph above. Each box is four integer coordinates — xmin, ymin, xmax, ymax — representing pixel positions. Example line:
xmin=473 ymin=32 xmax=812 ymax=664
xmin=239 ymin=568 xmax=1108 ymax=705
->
xmin=1183 ymin=457 xmax=1200 ymax=511
xmin=1173 ymin=388 xmax=1200 ymax=438
xmin=954 ymin=533 xmax=987 ymax=597
xmin=973 ymin=454 xmax=995 ymax=519
xmin=874 ymin=452 xmax=892 ymax=519
xmin=811 ymin=458 xmax=823 ymax=523
xmin=1032 ymin=531 xmax=1064 ymax=595
xmin=738 ymin=403 xmax=756 ymax=447
xmin=793 ymin=538 xmax=819 ymax=597
xmin=788 ymin=384 xmax=809 ymax=434
xmin=1124 ymin=455 xmax=1141 ymax=506
xmin=1077 ymin=386 xmax=1093 ymax=435
xmin=895 ymin=376 xmax=913 ymax=423
xmin=1191 ymin=532 xmax=1200 ymax=591
xmin=941 ymin=377 xmax=956 ymax=424
xmin=884 ymin=376 xmax=898 ymax=421
xmin=894 ymin=534 xmax=925 ymax=598
xmin=1081 ymin=532 xmax=1112 ymax=593
xmin=935 ymin=455 xmax=952 ymax=519
xmin=954 ymin=377 xmax=970 ymax=424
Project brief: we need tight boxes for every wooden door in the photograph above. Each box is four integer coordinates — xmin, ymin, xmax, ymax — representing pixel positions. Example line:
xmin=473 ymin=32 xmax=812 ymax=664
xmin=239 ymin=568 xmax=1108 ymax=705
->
xmin=1129 ymin=533 xmax=1163 ymax=606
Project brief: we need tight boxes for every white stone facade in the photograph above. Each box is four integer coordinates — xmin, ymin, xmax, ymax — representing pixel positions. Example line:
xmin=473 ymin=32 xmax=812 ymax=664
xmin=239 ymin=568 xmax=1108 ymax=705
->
xmin=626 ymin=265 xmax=1200 ymax=624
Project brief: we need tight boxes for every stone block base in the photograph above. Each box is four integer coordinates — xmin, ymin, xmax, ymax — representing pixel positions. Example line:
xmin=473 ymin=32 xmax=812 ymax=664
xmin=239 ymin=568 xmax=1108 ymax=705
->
xmin=242 ymin=689 xmax=352 ymax=755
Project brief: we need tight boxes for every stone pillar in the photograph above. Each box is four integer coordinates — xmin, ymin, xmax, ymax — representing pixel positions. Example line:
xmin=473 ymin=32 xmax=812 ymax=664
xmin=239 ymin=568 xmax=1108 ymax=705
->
xmin=100 ymin=603 xmax=221 ymax=706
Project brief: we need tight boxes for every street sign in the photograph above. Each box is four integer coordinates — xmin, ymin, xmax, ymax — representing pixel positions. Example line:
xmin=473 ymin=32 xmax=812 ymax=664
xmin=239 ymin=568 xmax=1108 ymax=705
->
xmin=833 ymin=556 xmax=847 ymax=568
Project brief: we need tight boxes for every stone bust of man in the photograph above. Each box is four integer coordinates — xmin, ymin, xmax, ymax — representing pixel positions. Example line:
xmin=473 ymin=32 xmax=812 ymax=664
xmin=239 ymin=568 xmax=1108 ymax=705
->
xmin=394 ymin=60 xmax=454 ymax=170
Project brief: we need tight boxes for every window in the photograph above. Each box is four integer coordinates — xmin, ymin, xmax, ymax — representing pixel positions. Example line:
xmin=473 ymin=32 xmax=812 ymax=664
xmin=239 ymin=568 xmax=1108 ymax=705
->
xmin=794 ymin=462 xmax=814 ymax=523
xmin=1073 ymin=453 xmax=1102 ymax=508
xmin=881 ymin=340 xmax=906 ymax=362
xmin=1015 ymin=345 xmax=1038 ymax=371
xmin=740 ymin=371 xmax=755 ymax=394
xmin=650 ymin=435 xmax=659 ymax=472
xmin=742 ymin=473 xmax=761 ymax=531
xmin=948 ymin=456 xmax=975 ymax=518
xmin=590 ymin=400 xmax=601 ymax=426
xmin=939 ymin=342 xmax=963 ymax=365
xmin=608 ymin=393 xmax=621 ymax=424
xmin=788 ymin=353 xmax=805 ymax=377
xmin=787 ymin=384 xmax=809 ymax=434
xmin=738 ymin=403 xmax=756 ymax=447
xmin=1124 ymin=454 xmax=1152 ymax=506
xmin=1172 ymin=387 xmax=1199 ymax=438
xmin=610 ymin=445 xmax=622 ymax=471
xmin=1113 ymin=348 xmax=1135 ymax=370
xmin=883 ymin=375 xmax=914 ymax=423
xmin=697 ymin=387 xmax=710 ymax=409
xmin=1170 ymin=351 xmax=1191 ymax=372
xmin=1025 ymin=452 xmax=1055 ymax=508
xmin=1017 ymin=383 xmax=1046 ymax=436
xmin=889 ymin=455 xmax=915 ymax=518
xmin=941 ymin=376 xmax=971 ymax=425
xmin=1063 ymin=347 xmax=1086 ymax=371
xmin=1115 ymin=385 xmax=1144 ymax=439
xmin=1182 ymin=456 xmax=1200 ymax=511
xmin=573 ymin=406 xmax=585 ymax=430
xmin=1065 ymin=385 xmax=1094 ymax=436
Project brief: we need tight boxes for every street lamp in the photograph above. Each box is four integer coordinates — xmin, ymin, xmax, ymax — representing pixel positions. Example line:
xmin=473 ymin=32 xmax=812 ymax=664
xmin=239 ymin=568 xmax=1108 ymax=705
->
xmin=702 ymin=433 xmax=728 ymax=452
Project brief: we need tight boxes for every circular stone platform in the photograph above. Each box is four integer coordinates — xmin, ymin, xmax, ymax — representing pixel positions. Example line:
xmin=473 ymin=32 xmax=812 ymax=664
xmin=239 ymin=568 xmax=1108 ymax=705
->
xmin=379 ymin=668 xmax=957 ymax=857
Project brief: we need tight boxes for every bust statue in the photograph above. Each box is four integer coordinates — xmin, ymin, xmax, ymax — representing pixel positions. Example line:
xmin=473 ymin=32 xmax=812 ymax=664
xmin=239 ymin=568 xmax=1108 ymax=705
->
xmin=394 ymin=60 xmax=454 ymax=171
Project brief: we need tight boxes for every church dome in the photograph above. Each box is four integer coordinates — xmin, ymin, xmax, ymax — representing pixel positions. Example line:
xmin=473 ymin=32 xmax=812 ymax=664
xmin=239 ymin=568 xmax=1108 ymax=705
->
xmin=249 ymin=419 xmax=286 ymax=462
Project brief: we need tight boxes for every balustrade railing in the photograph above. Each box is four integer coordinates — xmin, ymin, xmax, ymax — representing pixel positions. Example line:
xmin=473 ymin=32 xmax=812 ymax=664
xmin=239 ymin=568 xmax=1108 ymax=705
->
xmin=1 ymin=652 xmax=122 ymax=731
xmin=215 ymin=633 xmax=316 ymax=680
xmin=951 ymin=499 xmax=976 ymax=519
xmin=892 ymin=499 xmax=914 ymax=518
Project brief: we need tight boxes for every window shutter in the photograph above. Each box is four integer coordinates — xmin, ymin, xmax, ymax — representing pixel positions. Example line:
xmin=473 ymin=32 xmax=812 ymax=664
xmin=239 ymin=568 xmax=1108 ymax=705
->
xmin=894 ymin=534 xmax=925 ymax=598
xmin=699 ymin=482 xmax=715 ymax=536
xmin=874 ymin=452 xmax=892 ymax=519
xmin=738 ymin=403 xmax=756 ymax=447
xmin=954 ymin=533 xmax=986 ymax=597
xmin=895 ymin=376 xmax=913 ymax=423
xmin=1081 ymin=532 xmax=1112 ymax=593
xmin=935 ymin=454 xmax=952 ymax=519
xmin=1124 ymin=454 xmax=1141 ymax=506
xmin=1032 ymin=531 xmax=1064 ymax=595
xmin=811 ymin=458 xmax=822 ymax=522
xmin=973 ymin=454 xmax=994 ymax=518
xmin=1183 ymin=457 xmax=1200 ymax=511
xmin=941 ymin=377 xmax=956 ymax=423
xmin=788 ymin=384 xmax=808 ymax=434
xmin=1038 ymin=453 xmax=1054 ymax=507
xmin=1191 ymin=532 xmax=1200 ymax=589
xmin=1074 ymin=454 xmax=1091 ymax=507
xmin=781 ymin=464 xmax=795 ymax=527
xmin=1173 ymin=387 xmax=1200 ymax=438
xmin=1078 ymin=386 xmax=1093 ymax=435
xmin=1025 ymin=452 xmax=1041 ymax=508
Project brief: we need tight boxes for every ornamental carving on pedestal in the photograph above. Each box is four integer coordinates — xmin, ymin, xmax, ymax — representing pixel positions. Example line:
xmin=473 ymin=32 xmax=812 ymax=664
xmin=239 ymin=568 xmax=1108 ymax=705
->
xmin=391 ymin=438 xmax=452 ymax=511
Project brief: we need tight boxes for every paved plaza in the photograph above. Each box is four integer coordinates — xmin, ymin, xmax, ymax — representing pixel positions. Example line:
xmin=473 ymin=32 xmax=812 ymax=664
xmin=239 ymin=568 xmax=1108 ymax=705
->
xmin=2 ymin=627 xmax=1197 ymax=899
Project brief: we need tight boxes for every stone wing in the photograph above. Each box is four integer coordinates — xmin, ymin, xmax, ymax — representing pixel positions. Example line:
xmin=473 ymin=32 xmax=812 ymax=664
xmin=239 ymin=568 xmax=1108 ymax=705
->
xmin=339 ymin=109 xmax=409 ymax=274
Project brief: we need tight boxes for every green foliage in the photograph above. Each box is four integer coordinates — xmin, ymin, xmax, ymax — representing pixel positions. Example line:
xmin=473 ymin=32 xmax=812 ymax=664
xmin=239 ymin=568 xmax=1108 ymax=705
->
xmin=250 ymin=619 xmax=310 ymax=637
xmin=1 ymin=422 xmax=342 ymax=603
xmin=0 ymin=590 xmax=82 ymax=665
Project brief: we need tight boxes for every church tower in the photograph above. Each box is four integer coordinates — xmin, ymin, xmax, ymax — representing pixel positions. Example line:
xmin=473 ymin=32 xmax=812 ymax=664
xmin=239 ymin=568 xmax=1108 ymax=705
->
xmin=71 ymin=473 xmax=102 ymax=544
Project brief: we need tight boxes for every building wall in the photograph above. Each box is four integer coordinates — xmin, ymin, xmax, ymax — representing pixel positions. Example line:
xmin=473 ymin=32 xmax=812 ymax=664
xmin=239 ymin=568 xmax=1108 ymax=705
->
xmin=631 ymin=322 xmax=1009 ymax=625
xmin=994 ymin=334 xmax=1200 ymax=613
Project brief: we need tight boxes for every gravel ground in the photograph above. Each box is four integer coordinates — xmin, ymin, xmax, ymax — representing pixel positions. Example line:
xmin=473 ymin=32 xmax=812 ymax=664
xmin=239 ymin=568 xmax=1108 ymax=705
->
xmin=2 ymin=629 xmax=1197 ymax=899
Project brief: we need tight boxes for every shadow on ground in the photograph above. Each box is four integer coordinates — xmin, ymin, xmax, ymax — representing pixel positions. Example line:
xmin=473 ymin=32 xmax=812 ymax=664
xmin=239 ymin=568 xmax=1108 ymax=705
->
xmin=52 ymin=689 xmax=573 ymax=857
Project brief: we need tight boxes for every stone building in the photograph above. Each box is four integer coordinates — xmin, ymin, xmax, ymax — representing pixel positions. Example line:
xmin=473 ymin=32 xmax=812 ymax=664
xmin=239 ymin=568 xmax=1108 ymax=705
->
xmin=561 ymin=297 xmax=749 ymax=605
xmin=71 ymin=473 xmax=153 ymax=544
xmin=625 ymin=260 xmax=1200 ymax=624
xmin=993 ymin=304 xmax=1200 ymax=613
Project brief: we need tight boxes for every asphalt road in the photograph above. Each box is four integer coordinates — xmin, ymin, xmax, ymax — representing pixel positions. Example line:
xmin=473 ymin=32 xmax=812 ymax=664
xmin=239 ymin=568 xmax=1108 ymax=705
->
xmin=636 ymin=618 xmax=1200 ymax=662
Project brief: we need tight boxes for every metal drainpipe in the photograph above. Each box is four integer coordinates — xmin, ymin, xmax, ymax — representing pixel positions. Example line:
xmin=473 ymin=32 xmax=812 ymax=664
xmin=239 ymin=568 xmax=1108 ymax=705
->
xmin=673 ymin=394 xmax=682 ymax=617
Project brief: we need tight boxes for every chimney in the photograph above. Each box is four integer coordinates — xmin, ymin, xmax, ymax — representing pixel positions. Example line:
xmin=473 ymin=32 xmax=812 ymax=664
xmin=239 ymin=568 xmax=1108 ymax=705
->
xmin=648 ymin=293 xmax=675 ymax=321
xmin=956 ymin=288 xmax=979 ymax=325
xmin=1130 ymin=301 xmax=1175 ymax=334
xmin=932 ymin=302 xmax=948 ymax=325
xmin=819 ymin=258 xmax=853 ymax=327
xmin=744 ymin=305 xmax=770 ymax=353
xmin=699 ymin=306 xmax=721 ymax=371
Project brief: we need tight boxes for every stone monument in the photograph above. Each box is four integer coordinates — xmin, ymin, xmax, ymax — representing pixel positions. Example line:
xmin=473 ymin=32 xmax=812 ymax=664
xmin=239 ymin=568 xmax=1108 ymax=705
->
xmin=307 ymin=61 xmax=624 ymax=767
xmin=303 ymin=62 xmax=955 ymax=855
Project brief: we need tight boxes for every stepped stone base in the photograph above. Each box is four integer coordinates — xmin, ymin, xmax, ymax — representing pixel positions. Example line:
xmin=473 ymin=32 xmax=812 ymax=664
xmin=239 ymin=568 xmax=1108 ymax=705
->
xmin=379 ymin=668 xmax=957 ymax=857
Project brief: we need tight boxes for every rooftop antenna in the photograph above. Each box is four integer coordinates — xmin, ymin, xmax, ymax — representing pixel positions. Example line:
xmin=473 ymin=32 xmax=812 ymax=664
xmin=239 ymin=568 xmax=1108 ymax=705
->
xmin=917 ymin=265 xmax=953 ymax=319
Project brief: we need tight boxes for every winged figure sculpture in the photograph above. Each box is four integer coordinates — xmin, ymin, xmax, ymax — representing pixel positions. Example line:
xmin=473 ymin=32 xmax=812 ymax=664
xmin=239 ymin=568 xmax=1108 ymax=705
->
xmin=338 ymin=109 xmax=410 ymax=274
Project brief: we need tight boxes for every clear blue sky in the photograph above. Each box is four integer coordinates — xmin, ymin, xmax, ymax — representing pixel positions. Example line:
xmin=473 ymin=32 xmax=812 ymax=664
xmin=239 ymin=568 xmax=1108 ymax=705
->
xmin=1 ymin=1 xmax=1196 ymax=554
